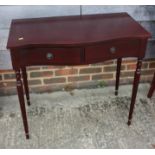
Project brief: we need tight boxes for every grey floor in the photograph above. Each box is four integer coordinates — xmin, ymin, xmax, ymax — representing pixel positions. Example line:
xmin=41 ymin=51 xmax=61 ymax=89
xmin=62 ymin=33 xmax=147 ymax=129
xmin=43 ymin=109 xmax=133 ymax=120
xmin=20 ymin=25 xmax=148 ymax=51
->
xmin=0 ymin=83 xmax=155 ymax=149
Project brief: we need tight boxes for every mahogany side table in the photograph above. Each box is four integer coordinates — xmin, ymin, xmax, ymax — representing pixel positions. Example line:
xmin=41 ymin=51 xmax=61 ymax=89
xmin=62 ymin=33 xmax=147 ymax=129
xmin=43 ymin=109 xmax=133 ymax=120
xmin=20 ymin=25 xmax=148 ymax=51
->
xmin=6 ymin=13 xmax=151 ymax=139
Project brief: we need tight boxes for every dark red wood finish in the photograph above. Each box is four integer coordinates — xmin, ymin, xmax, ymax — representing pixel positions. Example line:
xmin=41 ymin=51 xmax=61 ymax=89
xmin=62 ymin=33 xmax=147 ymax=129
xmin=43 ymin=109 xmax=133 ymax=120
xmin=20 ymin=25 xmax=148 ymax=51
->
xmin=85 ymin=39 xmax=141 ymax=64
xmin=128 ymin=59 xmax=143 ymax=125
xmin=18 ymin=47 xmax=84 ymax=67
xmin=15 ymin=69 xmax=29 ymax=139
xmin=21 ymin=67 xmax=30 ymax=106
xmin=147 ymin=73 xmax=155 ymax=98
xmin=7 ymin=13 xmax=151 ymax=139
xmin=115 ymin=58 xmax=122 ymax=96
xmin=7 ymin=13 xmax=150 ymax=49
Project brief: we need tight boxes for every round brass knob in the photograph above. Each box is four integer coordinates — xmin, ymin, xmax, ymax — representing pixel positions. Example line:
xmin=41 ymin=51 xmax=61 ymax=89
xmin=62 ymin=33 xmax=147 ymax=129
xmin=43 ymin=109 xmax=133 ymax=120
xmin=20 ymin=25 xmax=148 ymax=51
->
xmin=110 ymin=47 xmax=116 ymax=54
xmin=46 ymin=53 xmax=53 ymax=60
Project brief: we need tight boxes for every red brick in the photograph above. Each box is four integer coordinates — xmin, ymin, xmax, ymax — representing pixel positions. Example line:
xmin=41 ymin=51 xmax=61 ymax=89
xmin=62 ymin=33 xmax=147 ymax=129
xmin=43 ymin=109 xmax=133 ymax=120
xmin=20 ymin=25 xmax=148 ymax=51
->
xmin=122 ymin=59 xmax=137 ymax=64
xmin=0 ymin=81 xmax=16 ymax=88
xmin=127 ymin=64 xmax=136 ymax=70
xmin=4 ymin=73 xmax=15 ymax=80
xmin=0 ymin=80 xmax=41 ymax=88
xmin=149 ymin=62 xmax=155 ymax=68
xmin=68 ymin=75 xmax=90 ymax=82
xmin=92 ymin=73 xmax=113 ymax=80
xmin=55 ymin=68 xmax=78 ymax=76
xmin=120 ymin=71 xmax=134 ymax=78
xmin=141 ymin=69 xmax=155 ymax=76
xmin=104 ymin=65 xmax=125 ymax=72
xmin=127 ymin=62 xmax=148 ymax=70
xmin=30 ymin=71 xmax=53 ymax=78
xmin=28 ymin=80 xmax=42 ymax=86
xmin=44 ymin=77 xmax=66 ymax=84
xmin=142 ymin=62 xmax=148 ymax=69
xmin=79 ymin=67 xmax=102 ymax=74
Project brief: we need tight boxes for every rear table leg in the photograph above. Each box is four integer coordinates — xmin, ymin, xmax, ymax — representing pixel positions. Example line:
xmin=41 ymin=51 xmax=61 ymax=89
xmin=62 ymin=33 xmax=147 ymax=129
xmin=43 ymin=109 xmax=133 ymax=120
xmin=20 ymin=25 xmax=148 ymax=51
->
xmin=115 ymin=58 xmax=122 ymax=96
xmin=147 ymin=72 xmax=155 ymax=98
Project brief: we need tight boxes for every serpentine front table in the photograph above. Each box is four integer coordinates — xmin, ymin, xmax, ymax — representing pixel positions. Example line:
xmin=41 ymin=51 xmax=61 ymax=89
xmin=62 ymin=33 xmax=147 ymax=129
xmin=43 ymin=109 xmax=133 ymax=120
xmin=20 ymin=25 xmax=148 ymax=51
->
xmin=7 ymin=13 xmax=151 ymax=139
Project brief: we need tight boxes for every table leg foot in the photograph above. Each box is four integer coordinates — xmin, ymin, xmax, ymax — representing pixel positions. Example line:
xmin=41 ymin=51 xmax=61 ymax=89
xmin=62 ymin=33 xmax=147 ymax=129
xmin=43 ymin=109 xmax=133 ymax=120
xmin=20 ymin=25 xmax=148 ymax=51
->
xmin=127 ymin=120 xmax=131 ymax=126
xmin=26 ymin=133 xmax=30 ymax=139
xmin=115 ymin=90 xmax=118 ymax=96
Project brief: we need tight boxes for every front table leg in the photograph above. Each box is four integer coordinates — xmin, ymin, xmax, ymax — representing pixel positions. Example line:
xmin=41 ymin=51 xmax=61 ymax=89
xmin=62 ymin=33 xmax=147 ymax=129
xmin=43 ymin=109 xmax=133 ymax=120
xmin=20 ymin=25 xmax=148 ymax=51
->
xmin=21 ymin=67 xmax=31 ymax=106
xmin=128 ymin=59 xmax=142 ymax=125
xmin=15 ymin=69 xmax=29 ymax=139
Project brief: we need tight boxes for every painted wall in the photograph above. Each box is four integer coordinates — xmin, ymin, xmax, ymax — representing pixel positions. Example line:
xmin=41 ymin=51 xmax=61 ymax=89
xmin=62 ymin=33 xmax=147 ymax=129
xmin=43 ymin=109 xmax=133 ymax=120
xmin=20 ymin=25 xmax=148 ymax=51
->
xmin=0 ymin=5 xmax=155 ymax=69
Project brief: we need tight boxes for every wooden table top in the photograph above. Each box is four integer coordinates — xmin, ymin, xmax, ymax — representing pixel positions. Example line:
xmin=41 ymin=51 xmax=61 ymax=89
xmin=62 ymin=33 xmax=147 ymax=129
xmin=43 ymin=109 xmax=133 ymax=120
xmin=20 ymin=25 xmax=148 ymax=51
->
xmin=7 ymin=12 xmax=151 ymax=49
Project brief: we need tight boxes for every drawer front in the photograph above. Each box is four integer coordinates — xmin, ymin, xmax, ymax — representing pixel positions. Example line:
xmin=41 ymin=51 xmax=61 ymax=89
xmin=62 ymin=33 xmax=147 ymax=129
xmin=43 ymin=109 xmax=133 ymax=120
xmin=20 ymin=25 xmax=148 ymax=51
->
xmin=85 ymin=39 xmax=141 ymax=63
xmin=20 ymin=47 xmax=84 ymax=66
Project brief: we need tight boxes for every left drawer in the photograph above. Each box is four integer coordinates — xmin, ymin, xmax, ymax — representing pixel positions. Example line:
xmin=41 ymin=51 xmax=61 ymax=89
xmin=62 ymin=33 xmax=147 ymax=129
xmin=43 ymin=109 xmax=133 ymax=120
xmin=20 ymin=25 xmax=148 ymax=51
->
xmin=19 ymin=47 xmax=84 ymax=66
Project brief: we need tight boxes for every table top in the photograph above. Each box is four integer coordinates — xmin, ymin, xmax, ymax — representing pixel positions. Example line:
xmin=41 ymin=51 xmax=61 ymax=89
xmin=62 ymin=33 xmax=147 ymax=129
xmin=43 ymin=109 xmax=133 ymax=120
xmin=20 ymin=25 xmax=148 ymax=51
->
xmin=7 ymin=12 xmax=151 ymax=49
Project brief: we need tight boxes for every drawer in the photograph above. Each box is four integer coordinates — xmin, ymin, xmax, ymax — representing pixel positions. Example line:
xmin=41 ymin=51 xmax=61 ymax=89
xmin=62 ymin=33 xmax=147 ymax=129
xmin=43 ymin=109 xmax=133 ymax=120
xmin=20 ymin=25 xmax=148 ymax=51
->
xmin=85 ymin=39 xmax=141 ymax=63
xmin=20 ymin=47 xmax=84 ymax=66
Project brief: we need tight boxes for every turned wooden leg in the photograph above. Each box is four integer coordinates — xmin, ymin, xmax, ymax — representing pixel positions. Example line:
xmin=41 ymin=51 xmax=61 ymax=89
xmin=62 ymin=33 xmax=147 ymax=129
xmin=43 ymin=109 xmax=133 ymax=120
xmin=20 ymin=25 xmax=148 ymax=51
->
xmin=128 ymin=59 xmax=142 ymax=126
xmin=21 ymin=67 xmax=30 ymax=106
xmin=147 ymin=72 xmax=155 ymax=98
xmin=15 ymin=69 xmax=29 ymax=139
xmin=115 ymin=58 xmax=122 ymax=96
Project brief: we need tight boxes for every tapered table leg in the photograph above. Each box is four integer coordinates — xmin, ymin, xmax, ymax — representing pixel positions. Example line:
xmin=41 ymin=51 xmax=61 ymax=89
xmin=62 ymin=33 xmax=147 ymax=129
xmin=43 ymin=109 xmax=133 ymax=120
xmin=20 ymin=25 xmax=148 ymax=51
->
xmin=147 ymin=72 xmax=155 ymax=98
xmin=21 ymin=67 xmax=30 ymax=106
xmin=127 ymin=59 xmax=142 ymax=126
xmin=115 ymin=58 xmax=122 ymax=96
xmin=15 ymin=69 xmax=29 ymax=139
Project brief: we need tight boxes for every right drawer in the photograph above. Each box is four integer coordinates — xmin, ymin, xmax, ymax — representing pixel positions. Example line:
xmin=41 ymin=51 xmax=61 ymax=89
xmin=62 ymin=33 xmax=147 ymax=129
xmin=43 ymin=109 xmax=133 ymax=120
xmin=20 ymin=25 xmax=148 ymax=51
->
xmin=85 ymin=39 xmax=141 ymax=64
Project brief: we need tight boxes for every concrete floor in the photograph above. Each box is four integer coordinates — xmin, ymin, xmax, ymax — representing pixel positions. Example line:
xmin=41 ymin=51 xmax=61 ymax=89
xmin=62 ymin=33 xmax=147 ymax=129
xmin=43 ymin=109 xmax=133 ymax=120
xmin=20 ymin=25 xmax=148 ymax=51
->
xmin=0 ymin=83 xmax=155 ymax=149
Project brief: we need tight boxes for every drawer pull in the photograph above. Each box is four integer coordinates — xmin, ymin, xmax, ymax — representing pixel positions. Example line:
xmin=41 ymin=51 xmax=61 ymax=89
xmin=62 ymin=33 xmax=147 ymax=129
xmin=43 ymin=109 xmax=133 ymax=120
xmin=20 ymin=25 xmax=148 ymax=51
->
xmin=46 ymin=53 xmax=53 ymax=60
xmin=110 ymin=47 xmax=116 ymax=54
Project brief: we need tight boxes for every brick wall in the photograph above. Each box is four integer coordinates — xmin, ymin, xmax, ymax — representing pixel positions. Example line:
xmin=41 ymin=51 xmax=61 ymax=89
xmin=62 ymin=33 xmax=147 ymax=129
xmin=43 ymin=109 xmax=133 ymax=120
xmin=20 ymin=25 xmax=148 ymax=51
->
xmin=0 ymin=58 xmax=155 ymax=96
